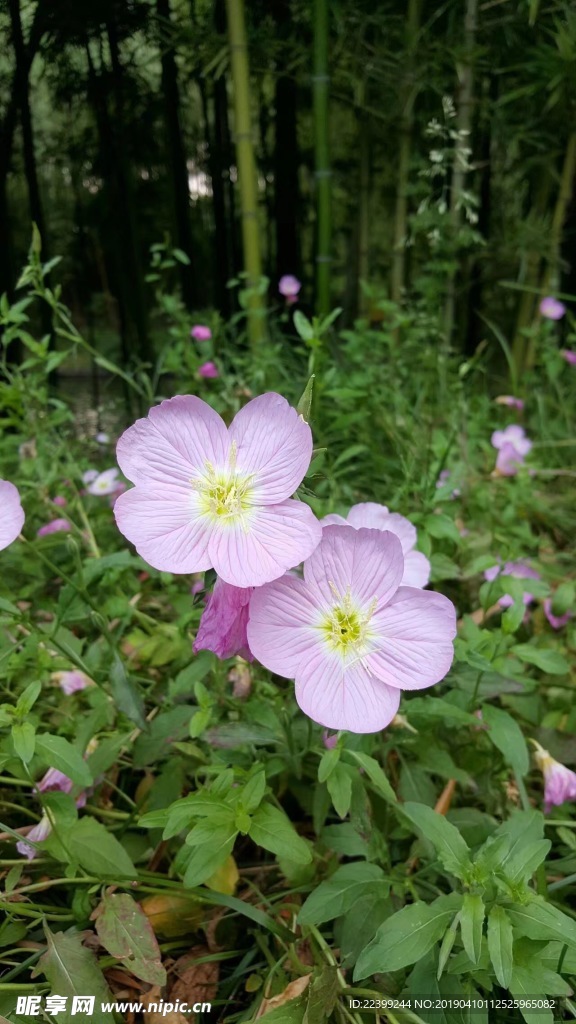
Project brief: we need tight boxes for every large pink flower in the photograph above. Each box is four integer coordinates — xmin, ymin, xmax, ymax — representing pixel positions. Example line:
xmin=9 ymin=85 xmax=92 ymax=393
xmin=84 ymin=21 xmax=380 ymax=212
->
xmin=114 ymin=393 xmax=321 ymax=587
xmin=247 ymin=525 xmax=456 ymax=733
xmin=0 ymin=480 xmax=24 ymax=551
xmin=323 ymin=503 xmax=430 ymax=588
xmin=194 ymin=578 xmax=253 ymax=660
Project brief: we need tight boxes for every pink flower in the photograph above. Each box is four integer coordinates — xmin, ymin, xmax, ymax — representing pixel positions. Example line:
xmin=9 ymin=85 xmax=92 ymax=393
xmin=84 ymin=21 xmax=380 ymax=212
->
xmin=561 ymin=349 xmax=576 ymax=366
xmin=540 ymin=297 xmax=566 ymax=321
xmin=322 ymin=730 xmax=339 ymax=749
xmin=114 ymin=393 xmax=321 ymax=587
xmin=198 ymin=361 xmax=219 ymax=379
xmin=0 ymin=480 xmax=24 ymax=551
xmin=491 ymin=425 xmax=532 ymax=456
xmin=484 ymin=561 xmax=539 ymax=608
xmin=37 ymin=767 xmax=74 ymax=794
xmin=95 ymin=432 xmax=110 ymax=444
xmin=194 ymin=578 xmax=253 ymax=660
xmin=495 ymin=443 xmax=525 ymax=477
xmin=191 ymin=325 xmax=212 ymax=341
xmin=87 ymin=468 xmax=121 ymax=496
xmin=16 ymin=816 xmax=52 ymax=860
xmin=533 ymin=741 xmax=576 ymax=813
xmin=323 ymin=503 xmax=430 ymax=588
xmin=247 ymin=525 xmax=457 ymax=733
xmin=82 ymin=469 xmax=99 ymax=484
xmin=52 ymin=670 xmax=92 ymax=695
xmin=544 ymin=598 xmax=572 ymax=630
xmin=279 ymin=275 xmax=301 ymax=302
xmin=495 ymin=395 xmax=524 ymax=411
xmin=37 ymin=518 xmax=71 ymax=537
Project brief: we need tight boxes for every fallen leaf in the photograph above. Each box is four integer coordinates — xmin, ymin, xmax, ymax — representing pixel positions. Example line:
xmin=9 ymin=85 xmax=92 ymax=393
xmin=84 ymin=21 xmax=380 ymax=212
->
xmin=140 ymin=893 xmax=203 ymax=938
xmin=93 ymin=892 xmax=166 ymax=985
xmin=169 ymin=946 xmax=219 ymax=1007
xmin=256 ymin=975 xmax=311 ymax=1018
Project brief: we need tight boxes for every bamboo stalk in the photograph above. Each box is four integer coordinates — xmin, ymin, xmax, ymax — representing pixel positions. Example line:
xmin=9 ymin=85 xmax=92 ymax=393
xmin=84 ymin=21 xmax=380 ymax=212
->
xmin=390 ymin=0 xmax=421 ymax=307
xmin=313 ymin=0 xmax=332 ymax=317
xmin=225 ymin=0 xmax=265 ymax=347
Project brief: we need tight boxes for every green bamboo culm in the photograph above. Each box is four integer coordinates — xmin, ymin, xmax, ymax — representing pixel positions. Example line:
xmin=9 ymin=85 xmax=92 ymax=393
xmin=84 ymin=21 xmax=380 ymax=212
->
xmin=225 ymin=0 xmax=265 ymax=347
xmin=312 ymin=0 xmax=332 ymax=318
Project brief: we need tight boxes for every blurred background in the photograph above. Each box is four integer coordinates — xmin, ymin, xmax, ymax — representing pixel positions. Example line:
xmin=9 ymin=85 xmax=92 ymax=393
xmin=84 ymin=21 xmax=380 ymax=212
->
xmin=1 ymin=0 xmax=575 ymax=370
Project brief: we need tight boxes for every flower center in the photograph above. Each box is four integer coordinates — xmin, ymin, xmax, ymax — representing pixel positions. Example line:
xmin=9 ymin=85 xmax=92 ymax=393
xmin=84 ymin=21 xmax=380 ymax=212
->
xmin=195 ymin=452 xmax=254 ymax=523
xmin=320 ymin=589 xmax=375 ymax=655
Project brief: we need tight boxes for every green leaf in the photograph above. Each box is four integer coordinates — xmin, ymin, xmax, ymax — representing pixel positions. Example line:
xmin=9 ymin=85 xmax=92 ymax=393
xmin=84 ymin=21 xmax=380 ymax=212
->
xmin=12 ymin=721 xmax=35 ymax=763
xmin=504 ymin=840 xmax=551 ymax=884
xmin=249 ymin=803 xmax=311 ymax=865
xmin=424 ymin=514 xmax=461 ymax=543
xmin=354 ymin=893 xmax=463 ymax=979
xmin=508 ymin=966 xmax=555 ymax=1024
xmin=326 ymin=762 xmax=352 ymax=818
xmin=35 ymin=735 xmax=93 ymax=788
xmin=460 ymin=894 xmax=484 ymax=965
xmin=109 ymin=654 xmax=147 ymax=729
xmin=67 ymin=818 xmax=137 ymax=879
xmin=405 ymin=697 xmax=478 ymax=726
xmin=343 ymin=750 xmax=397 ymax=803
xmin=32 ymin=926 xmax=114 ymax=1024
xmin=16 ymin=681 xmax=42 ymax=716
xmin=242 ymin=770 xmax=267 ymax=813
xmin=297 ymin=375 xmax=315 ymax=422
xmin=481 ymin=704 xmax=529 ymax=776
xmin=505 ymin=898 xmax=576 ymax=950
xmin=513 ymin=645 xmax=569 ymax=676
xmin=298 ymin=863 xmax=389 ymax=926
xmin=318 ymin=746 xmax=340 ymax=783
xmin=402 ymin=802 xmax=472 ymax=879
xmin=437 ymin=913 xmax=460 ymax=980
xmin=487 ymin=906 xmax=513 ymax=988
xmin=293 ymin=310 xmax=315 ymax=342
xmin=183 ymin=823 xmax=237 ymax=887
xmin=93 ymin=893 xmax=166 ymax=985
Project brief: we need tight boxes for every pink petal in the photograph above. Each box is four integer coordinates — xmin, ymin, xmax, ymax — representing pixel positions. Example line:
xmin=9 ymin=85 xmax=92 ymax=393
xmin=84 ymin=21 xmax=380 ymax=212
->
xmin=304 ymin=526 xmax=404 ymax=609
xmin=114 ymin=487 xmax=214 ymax=573
xmin=194 ymin=578 xmax=254 ymax=660
xmin=0 ymin=480 xmax=24 ymax=551
xmin=116 ymin=395 xmax=228 ymax=486
xmin=248 ymin=575 xmax=323 ymax=676
xmin=16 ymin=816 xmax=52 ymax=860
xmin=295 ymin=650 xmax=401 ymax=732
xmin=228 ymin=393 xmax=313 ymax=503
xmin=209 ymin=499 xmax=322 ymax=587
xmin=322 ymin=513 xmax=348 ymax=526
xmin=402 ymin=550 xmax=431 ymax=588
xmin=367 ymin=587 xmax=456 ymax=691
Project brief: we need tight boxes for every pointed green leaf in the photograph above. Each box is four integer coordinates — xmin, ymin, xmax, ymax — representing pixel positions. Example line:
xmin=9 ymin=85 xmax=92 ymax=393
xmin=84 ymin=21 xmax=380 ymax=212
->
xmin=32 ymin=926 xmax=114 ymax=1024
xmin=354 ymin=893 xmax=463 ymax=979
xmin=298 ymin=863 xmax=388 ymax=926
xmin=402 ymin=802 xmax=472 ymax=879
xmin=460 ymin=894 xmax=484 ymax=965
xmin=93 ymin=893 xmax=166 ymax=985
xmin=487 ymin=906 xmax=513 ymax=988
xmin=250 ymin=803 xmax=311 ymax=865
xmin=35 ymin=735 xmax=93 ymax=788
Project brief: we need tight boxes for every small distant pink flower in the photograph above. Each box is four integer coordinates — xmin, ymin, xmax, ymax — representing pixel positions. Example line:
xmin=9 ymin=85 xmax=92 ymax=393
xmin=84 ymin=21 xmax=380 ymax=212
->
xmin=279 ymin=275 xmax=301 ymax=303
xmin=194 ymin=578 xmax=254 ymax=661
xmin=37 ymin=518 xmax=71 ymax=537
xmin=16 ymin=816 xmax=52 ymax=860
xmin=540 ymin=297 xmax=566 ymax=321
xmin=52 ymin=495 xmax=67 ymax=507
xmin=0 ymin=480 xmax=24 ymax=551
xmin=191 ymin=325 xmax=212 ymax=341
xmin=491 ymin=425 xmax=532 ymax=456
xmin=533 ymin=741 xmax=576 ymax=813
xmin=53 ymin=670 xmax=92 ymax=695
xmin=114 ymin=393 xmax=321 ymax=587
xmin=87 ymin=468 xmax=120 ymax=496
xmin=323 ymin=503 xmax=430 ymax=588
xmin=561 ymin=349 xmax=576 ymax=366
xmin=95 ymin=432 xmax=110 ymax=444
xmin=544 ymin=598 xmax=572 ymax=630
xmin=248 ymin=525 xmax=457 ymax=733
xmin=198 ymin=361 xmax=219 ymax=379
xmin=495 ymin=395 xmax=524 ymax=411
xmin=494 ymin=442 xmax=525 ymax=477
xmin=484 ymin=561 xmax=539 ymax=608
xmin=82 ymin=469 xmax=99 ymax=484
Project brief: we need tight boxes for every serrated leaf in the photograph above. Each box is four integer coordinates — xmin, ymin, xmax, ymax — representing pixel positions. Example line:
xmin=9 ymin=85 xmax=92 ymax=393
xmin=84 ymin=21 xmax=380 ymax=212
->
xmin=487 ymin=906 xmax=513 ymax=988
xmin=250 ymin=803 xmax=311 ymax=865
xmin=402 ymin=802 xmax=472 ymax=879
xmin=354 ymin=893 xmax=463 ymax=979
xmin=460 ymin=894 xmax=484 ymax=965
xmin=298 ymin=863 xmax=388 ymax=926
xmin=67 ymin=818 xmax=137 ymax=878
xmin=35 ymin=735 xmax=93 ymax=788
xmin=93 ymin=893 xmax=166 ymax=985
xmin=32 ymin=926 xmax=114 ymax=1024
